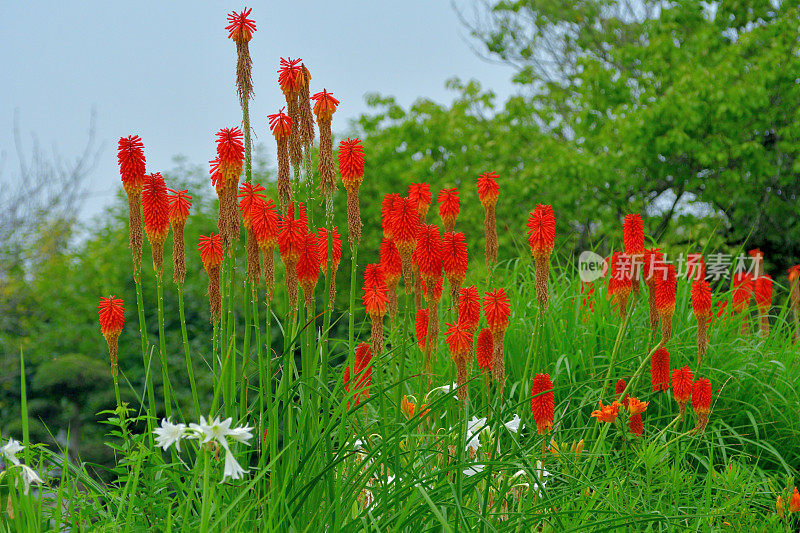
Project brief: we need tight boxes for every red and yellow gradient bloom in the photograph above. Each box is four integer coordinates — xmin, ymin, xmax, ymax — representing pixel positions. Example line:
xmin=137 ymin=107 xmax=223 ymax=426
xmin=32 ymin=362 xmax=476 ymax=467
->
xmin=343 ymin=342 xmax=373 ymax=409
xmin=590 ymin=400 xmax=620 ymax=423
xmin=142 ymin=172 xmax=171 ymax=274
xmin=296 ymin=232 xmax=321 ymax=310
xmin=167 ymin=188 xmax=193 ymax=285
xmin=445 ymin=321 xmax=473 ymax=398
xmin=278 ymin=202 xmax=309 ymax=311
xmin=755 ymin=274 xmax=773 ymax=336
xmin=477 ymin=171 xmax=499 ymax=208
xmin=408 ymin=183 xmax=432 ymax=219
xmin=483 ymin=288 xmax=511 ymax=385
xmin=655 ymin=264 xmax=677 ymax=346
xmin=476 ymin=328 xmax=493 ymax=372
xmin=199 ymin=234 xmax=224 ymax=322
xmin=118 ymin=136 xmax=147 ymax=264
xmin=608 ymin=251 xmax=634 ymax=319
xmin=691 ymin=279 xmax=712 ymax=364
xmin=692 ymin=377 xmax=712 ymax=431
xmin=277 ymin=57 xmax=304 ymax=95
xmin=226 ymin=8 xmax=256 ymax=42
xmin=391 ymin=197 xmax=420 ymax=289
xmin=442 ymin=232 xmax=468 ymax=304
xmin=457 ymin=285 xmax=481 ymax=333
xmin=415 ymin=309 xmax=429 ymax=351
xmin=530 ymin=373 xmax=555 ymax=435
xmin=651 ymin=347 xmax=670 ymax=392
xmin=380 ymin=238 xmax=402 ymax=323
xmin=338 ymin=138 xmax=365 ymax=245
xmin=622 ymin=214 xmax=644 ymax=257
xmin=527 ymin=204 xmax=555 ymax=311
xmin=477 ymin=171 xmax=499 ymax=266
xmin=672 ymin=366 xmax=693 ymax=418
xmin=98 ymin=296 xmax=125 ymax=376
xmin=437 ymin=188 xmax=460 ymax=232
xmin=363 ymin=263 xmax=389 ymax=353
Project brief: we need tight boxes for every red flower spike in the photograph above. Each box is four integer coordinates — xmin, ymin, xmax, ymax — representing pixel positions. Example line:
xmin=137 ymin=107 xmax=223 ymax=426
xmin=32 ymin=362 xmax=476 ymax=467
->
xmin=343 ymin=342 xmax=373 ymax=408
xmin=530 ymin=373 xmax=555 ymax=435
xmin=642 ymin=248 xmax=665 ymax=283
xmin=628 ymin=414 xmax=643 ymax=436
xmin=483 ymin=289 xmax=511 ymax=334
xmin=98 ymin=296 xmax=125 ymax=336
xmin=476 ymin=328 xmax=493 ymax=371
xmin=622 ymin=214 xmax=644 ymax=257
xmin=215 ymin=127 xmax=245 ymax=179
xmin=251 ymin=199 xmax=280 ymax=249
xmin=445 ymin=321 xmax=473 ymax=361
xmin=442 ymin=232 xmax=468 ymax=284
xmin=457 ymin=286 xmax=481 ymax=333
xmin=167 ymin=189 xmax=192 ymax=225
xmin=651 ymin=347 xmax=670 ymax=391
xmin=338 ymin=138 xmax=365 ymax=190
xmin=268 ymin=108 xmax=293 ymax=140
xmin=692 ymin=378 xmax=712 ymax=416
xmin=238 ymin=182 xmax=267 ymax=228
xmin=691 ymin=280 xmax=712 ymax=318
xmin=316 ymin=227 xmax=343 ymax=273
xmin=381 ymin=193 xmax=402 ymax=238
xmin=614 ymin=379 xmax=629 ymax=408
xmin=311 ymin=90 xmax=340 ymax=122
xmin=526 ymin=204 xmax=556 ymax=259
xmin=477 ymin=171 xmax=499 ymax=208
xmin=142 ymin=173 xmax=170 ymax=243
xmin=732 ymin=272 xmax=754 ymax=312
xmin=408 ymin=183 xmax=431 ymax=217
xmin=788 ymin=265 xmax=800 ymax=284
xmin=380 ymin=239 xmax=402 ymax=287
xmin=672 ymin=366 xmax=693 ymax=408
xmin=278 ymin=202 xmax=308 ymax=263
xmin=297 ymin=232 xmax=321 ymax=292
xmin=198 ymin=234 xmax=224 ymax=270
xmin=226 ymin=8 xmax=256 ymax=42
xmin=117 ymin=135 xmax=146 ymax=193
xmin=413 ymin=224 xmax=443 ymax=283
xmin=362 ymin=264 xmax=388 ymax=317
xmin=278 ymin=57 xmax=304 ymax=95
xmin=415 ymin=309 xmax=429 ymax=350
xmin=654 ymin=264 xmax=677 ymax=313
xmin=437 ymin=188 xmax=460 ymax=231
xmin=754 ymin=274 xmax=773 ymax=313
xmin=391 ymin=197 xmax=420 ymax=249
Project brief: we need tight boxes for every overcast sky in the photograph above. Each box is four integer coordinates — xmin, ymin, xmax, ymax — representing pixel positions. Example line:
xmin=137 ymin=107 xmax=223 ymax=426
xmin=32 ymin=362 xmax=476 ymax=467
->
xmin=0 ymin=1 xmax=517 ymax=220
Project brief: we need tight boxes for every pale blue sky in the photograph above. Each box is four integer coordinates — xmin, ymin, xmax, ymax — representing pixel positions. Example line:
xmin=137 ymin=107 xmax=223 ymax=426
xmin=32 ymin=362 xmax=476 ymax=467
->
xmin=1 ymin=1 xmax=516 ymax=220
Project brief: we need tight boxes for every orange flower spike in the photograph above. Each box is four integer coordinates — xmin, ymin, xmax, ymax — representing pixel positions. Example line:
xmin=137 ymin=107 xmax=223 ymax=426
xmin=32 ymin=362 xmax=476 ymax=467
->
xmin=477 ymin=171 xmax=499 ymax=208
xmin=622 ymin=214 xmax=644 ymax=257
xmin=788 ymin=487 xmax=800 ymax=513
xmin=296 ymin=232 xmax=321 ymax=308
xmin=344 ymin=342 xmax=373 ymax=408
xmin=437 ymin=188 xmax=460 ymax=232
xmin=198 ymin=233 xmax=224 ymax=322
xmin=691 ymin=279 xmax=712 ymax=364
xmin=167 ymin=189 xmax=192 ymax=225
xmin=380 ymin=239 xmax=402 ymax=289
xmin=381 ymin=193 xmax=402 ymax=238
xmin=408 ymin=182 xmax=432 ymax=219
xmin=362 ymin=264 xmax=389 ymax=317
xmin=413 ymin=224 xmax=443 ymax=284
xmin=607 ymin=251 xmax=634 ymax=319
xmin=215 ymin=127 xmax=245 ymax=182
xmin=475 ymin=328 xmax=493 ymax=371
xmin=530 ymin=373 xmax=555 ymax=435
xmin=628 ymin=414 xmax=644 ymax=436
xmin=277 ymin=57 xmax=304 ymax=95
xmin=415 ymin=309 xmax=429 ymax=351
xmin=226 ymin=8 xmax=256 ymax=42
xmin=651 ymin=347 xmax=670 ymax=391
xmin=526 ymin=204 xmax=556 ymax=259
xmin=754 ymin=274 xmax=773 ymax=314
xmin=277 ymin=202 xmax=309 ymax=264
xmin=458 ymin=286 xmax=481 ymax=333
xmin=672 ymin=365 xmax=693 ymax=418
xmin=443 ymin=231 xmax=468 ymax=303
xmin=310 ymin=89 xmax=340 ymax=123
xmin=251 ymin=199 xmax=280 ymax=250
xmin=614 ymin=378 xmax=629 ymax=408
xmin=692 ymin=377 xmax=712 ymax=431
xmin=590 ymin=400 xmax=621 ymax=424
xmin=655 ymin=264 xmax=677 ymax=345
xmin=391 ymin=197 xmax=420 ymax=287
xmin=98 ymin=295 xmax=125 ymax=376
xmin=445 ymin=321 xmax=473 ymax=397
xmin=317 ymin=226 xmax=343 ymax=275
xmin=117 ymin=135 xmax=147 ymax=194
xmin=421 ymin=276 xmax=444 ymax=304
xmin=268 ymin=108 xmax=294 ymax=140
xmin=237 ymin=182 xmax=267 ymax=229
xmin=142 ymin=172 xmax=171 ymax=273
xmin=338 ymin=138 xmax=365 ymax=192
xmin=167 ymin=188 xmax=193 ymax=285
xmin=483 ymin=288 xmax=511 ymax=384
xmin=627 ymin=397 xmax=649 ymax=416
xmin=732 ymin=272 xmax=754 ymax=312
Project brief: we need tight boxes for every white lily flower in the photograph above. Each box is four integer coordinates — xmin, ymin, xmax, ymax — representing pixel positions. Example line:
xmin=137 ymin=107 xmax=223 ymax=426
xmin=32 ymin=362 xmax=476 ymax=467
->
xmin=504 ymin=414 xmax=522 ymax=433
xmin=154 ymin=418 xmax=189 ymax=452
xmin=1 ymin=438 xmax=24 ymax=466
xmin=19 ymin=464 xmax=42 ymax=495
xmin=463 ymin=463 xmax=485 ymax=476
xmin=227 ymin=425 xmax=254 ymax=446
xmin=221 ymin=450 xmax=248 ymax=482
xmin=465 ymin=416 xmax=488 ymax=452
xmin=189 ymin=416 xmax=239 ymax=450
xmin=428 ymin=382 xmax=459 ymax=396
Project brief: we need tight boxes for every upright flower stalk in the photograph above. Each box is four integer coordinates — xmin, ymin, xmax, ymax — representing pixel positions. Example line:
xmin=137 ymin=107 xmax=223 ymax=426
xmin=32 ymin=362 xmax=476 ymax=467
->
xmin=445 ymin=321 xmax=473 ymax=405
xmin=251 ymin=199 xmax=280 ymax=299
xmin=526 ymin=204 xmax=556 ymax=312
xmin=297 ymin=233 xmax=321 ymax=313
xmin=671 ymin=366 xmax=693 ymax=419
xmin=318 ymin=227 xmax=343 ymax=310
xmin=437 ymin=188 xmax=460 ymax=233
xmin=754 ymin=274 xmax=773 ymax=336
xmin=363 ymin=264 xmax=389 ymax=354
xmin=623 ymin=214 xmax=645 ymax=299
xmin=654 ymin=264 xmax=677 ymax=346
xmin=380 ymin=238 xmax=402 ymax=326
xmin=215 ymin=127 xmax=245 ymax=249
xmin=338 ymin=138 xmax=365 ymax=246
xmin=238 ymin=183 xmax=267 ymax=285
xmin=268 ymin=108 xmax=294 ymax=210
xmin=277 ymin=57 xmax=305 ymax=171
xmin=732 ymin=271 xmax=754 ymax=334
xmin=199 ymin=234 xmax=224 ymax=322
xmin=607 ymin=252 xmax=633 ymax=320
xmin=643 ymin=248 xmax=664 ymax=340
xmin=477 ymin=172 xmax=499 ymax=267
xmin=98 ymin=296 xmax=125 ymax=379
xmin=483 ymin=288 xmax=511 ymax=388
xmin=530 ymin=373 xmax=554 ymax=436
xmin=442 ymin=232 xmax=468 ymax=308
xmin=167 ymin=189 xmax=192 ymax=285
xmin=311 ymin=90 xmax=340 ymax=208
xmin=414 ymin=224 xmax=443 ymax=382
xmin=118 ymin=136 xmax=147 ymax=265
xmin=391 ymin=197 xmax=419 ymax=292
xmin=278 ymin=202 xmax=308 ymax=313
xmin=691 ymin=279 xmax=711 ymax=365
xmin=408 ymin=183 xmax=431 ymax=222
xmin=692 ymin=377 xmax=712 ymax=432
xmin=142 ymin=173 xmax=171 ymax=276
xmin=226 ymin=8 xmax=256 ymax=181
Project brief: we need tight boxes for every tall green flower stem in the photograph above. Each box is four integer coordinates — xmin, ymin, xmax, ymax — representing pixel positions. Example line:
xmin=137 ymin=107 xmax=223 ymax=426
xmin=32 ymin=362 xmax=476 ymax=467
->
xmin=241 ymin=279 xmax=254 ymax=420
xmin=155 ymin=273 xmax=173 ymax=419
xmin=133 ymin=269 xmax=155 ymax=441
xmin=601 ymin=305 xmax=634 ymax=395
xmin=199 ymin=449 xmax=212 ymax=533
xmin=242 ymin=92 xmax=252 ymax=184
xmin=177 ymin=284 xmax=201 ymax=418
xmin=394 ymin=288 xmax=411 ymax=424
xmin=347 ymin=244 xmax=359 ymax=357
xmin=521 ymin=309 xmax=544 ymax=409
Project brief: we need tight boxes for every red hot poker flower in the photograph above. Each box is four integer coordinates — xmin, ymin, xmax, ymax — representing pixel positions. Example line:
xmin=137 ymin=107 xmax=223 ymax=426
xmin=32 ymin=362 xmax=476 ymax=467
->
xmin=442 ymin=232 xmax=468 ymax=285
xmin=477 ymin=171 xmax=499 ymax=208
xmin=277 ymin=57 xmax=304 ymax=95
xmin=476 ymin=328 xmax=493 ymax=371
xmin=692 ymin=377 xmax=712 ymax=431
xmin=296 ymin=232 xmax=320 ymax=296
xmin=311 ymin=90 xmax=340 ymax=122
xmin=226 ymin=8 xmax=256 ymax=42
xmin=413 ymin=224 xmax=443 ymax=283
xmin=268 ymin=108 xmax=293 ymax=140
xmin=629 ymin=413 xmax=644 ymax=436
xmin=278 ymin=202 xmax=308 ymax=263
xmin=622 ymin=214 xmax=644 ymax=257
xmin=642 ymin=247 xmax=665 ymax=284
xmin=691 ymin=280 xmax=712 ymax=318
xmin=526 ymin=204 xmax=556 ymax=259
xmin=338 ymin=138 xmax=365 ymax=191
xmin=391 ymin=197 xmax=420 ymax=251
xmin=437 ymin=188 xmax=460 ymax=232
xmin=142 ymin=173 xmax=170 ymax=244
xmin=98 ymin=296 xmax=125 ymax=337
xmin=672 ymin=365 xmax=693 ymax=417
xmin=732 ymin=272 xmax=754 ymax=312
xmin=343 ymin=342 xmax=373 ymax=408
xmin=458 ymin=285 xmax=481 ymax=333
xmin=380 ymin=238 xmax=402 ymax=288
xmin=654 ymin=264 xmax=677 ymax=313
xmin=408 ymin=183 xmax=432 ymax=218
xmin=117 ymin=135 xmax=146 ymax=194
xmin=251 ymin=199 xmax=280 ymax=249
xmin=199 ymin=234 xmax=224 ymax=270
xmin=238 ymin=182 xmax=267 ymax=228
xmin=483 ymin=288 xmax=511 ymax=334
xmin=651 ymin=347 xmax=670 ymax=391
xmin=614 ymin=379 xmax=629 ymax=408
xmin=362 ymin=264 xmax=388 ymax=317
xmin=530 ymin=373 xmax=555 ymax=435
xmin=445 ymin=321 xmax=473 ymax=362
xmin=167 ymin=189 xmax=192 ymax=225
xmin=415 ymin=309 xmax=429 ymax=350
xmin=381 ymin=193 xmax=402 ymax=238
xmin=215 ymin=127 xmax=245 ymax=180
xmin=754 ymin=274 xmax=773 ymax=313
xmin=317 ymin=226 xmax=343 ymax=274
